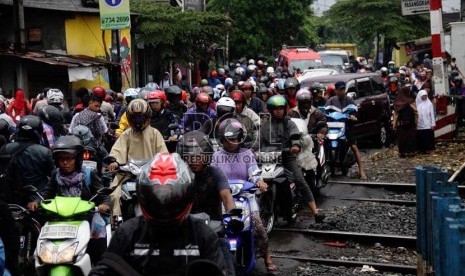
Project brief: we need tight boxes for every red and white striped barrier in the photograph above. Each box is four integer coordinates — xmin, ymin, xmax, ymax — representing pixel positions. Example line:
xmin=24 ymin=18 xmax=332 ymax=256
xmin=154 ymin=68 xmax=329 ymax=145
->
xmin=435 ymin=105 xmax=457 ymax=140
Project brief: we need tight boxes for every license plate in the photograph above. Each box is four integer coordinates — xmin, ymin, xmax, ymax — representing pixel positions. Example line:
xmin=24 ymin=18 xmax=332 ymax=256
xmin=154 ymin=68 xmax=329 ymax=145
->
xmin=123 ymin=182 xmax=136 ymax=192
xmin=82 ymin=160 xmax=97 ymax=170
xmin=39 ymin=225 xmax=78 ymax=240
xmin=327 ymin=122 xmax=345 ymax=128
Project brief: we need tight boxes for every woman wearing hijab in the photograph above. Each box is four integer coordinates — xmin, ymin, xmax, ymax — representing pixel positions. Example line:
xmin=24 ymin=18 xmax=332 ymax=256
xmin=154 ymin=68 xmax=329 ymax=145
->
xmin=6 ymin=89 xmax=32 ymax=124
xmin=415 ymin=89 xmax=436 ymax=153
xmin=392 ymin=86 xmax=418 ymax=158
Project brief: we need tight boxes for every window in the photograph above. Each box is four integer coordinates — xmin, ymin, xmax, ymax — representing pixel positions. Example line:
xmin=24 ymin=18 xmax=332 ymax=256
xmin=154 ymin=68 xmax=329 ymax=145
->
xmin=356 ymin=78 xmax=372 ymax=97
xmin=27 ymin=28 xmax=42 ymax=46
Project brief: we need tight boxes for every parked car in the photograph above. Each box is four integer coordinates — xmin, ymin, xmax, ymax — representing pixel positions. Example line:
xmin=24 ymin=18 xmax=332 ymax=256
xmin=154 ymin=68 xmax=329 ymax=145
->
xmin=276 ymin=46 xmax=322 ymax=74
xmin=297 ymin=68 xmax=340 ymax=82
xmin=300 ymin=73 xmax=391 ymax=147
xmin=318 ymin=50 xmax=351 ymax=73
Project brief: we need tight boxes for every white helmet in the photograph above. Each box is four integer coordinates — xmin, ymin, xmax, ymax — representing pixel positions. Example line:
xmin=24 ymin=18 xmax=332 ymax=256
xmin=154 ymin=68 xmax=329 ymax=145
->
xmin=380 ymin=67 xmax=388 ymax=73
xmin=225 ymin=78 xmax=233 ymax=87
xmin=218 ymin=68 xmax=225 ymax=75
xmin=388 ymin=60 xmax=395 ymax=65
xmin=145 ymin=82 xmax=159 ymax=90
xmin=46 ymin=89 xmax=64 ymax=105
xmin=247 ymin=64 xmax=257 ymax=71
xmin=124 ymin=88 xmax=139 ymax=99
xmin=266 ymin=66 xmax=275 ymax=74
xmin=217 ymin=97 xmax=236 ymax=109
xmin=235 ymin=67 xmax=245 ymax=76
xmin=248 ymin=59 xmax=255 ymax=65
xmin=216 ymin=84 xmax=225 ymax=92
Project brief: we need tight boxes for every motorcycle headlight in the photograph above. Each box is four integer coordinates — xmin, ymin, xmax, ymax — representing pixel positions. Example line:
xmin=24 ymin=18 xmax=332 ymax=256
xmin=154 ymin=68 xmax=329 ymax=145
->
xmin=38 ymin=243 xmax=53 ymax=264
xmin=56 ymin=242 xmax=78 ymax=264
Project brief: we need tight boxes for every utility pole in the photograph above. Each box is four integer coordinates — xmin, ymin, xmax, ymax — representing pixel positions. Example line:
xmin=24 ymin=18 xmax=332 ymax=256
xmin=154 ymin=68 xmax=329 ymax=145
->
xmin=13 ymin=0 xmax=27 ymax=95
xmin=430 ymin=0 xmax=448 ymax=96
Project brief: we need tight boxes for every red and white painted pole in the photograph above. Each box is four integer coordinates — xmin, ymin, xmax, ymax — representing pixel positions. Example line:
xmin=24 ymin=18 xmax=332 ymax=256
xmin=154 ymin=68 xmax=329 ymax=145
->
xmin=430 ymin=0 xmax=456 ymax=139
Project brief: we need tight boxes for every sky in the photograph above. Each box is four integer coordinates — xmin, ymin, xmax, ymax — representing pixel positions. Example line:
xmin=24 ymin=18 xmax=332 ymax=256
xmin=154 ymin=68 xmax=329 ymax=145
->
xmin=311 ymin=0 xmax=460 ymax=17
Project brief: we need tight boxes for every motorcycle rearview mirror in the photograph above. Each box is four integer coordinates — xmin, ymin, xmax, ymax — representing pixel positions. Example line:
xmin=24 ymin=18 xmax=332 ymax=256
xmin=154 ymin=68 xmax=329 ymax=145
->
xmin=347 ymin=92 xmax=357 ymax=99
xmin=168 ymin=123 xmax=179 ymax=130
xmin=22 ymin=185 xmax=44 ymax=201
xmin=22 ymin=185 xmax=38 ymax=193
xmin=103 ymin=156 xmax=117 ymax=165
xmin=97 ymin=187 xmax=114 ymax=196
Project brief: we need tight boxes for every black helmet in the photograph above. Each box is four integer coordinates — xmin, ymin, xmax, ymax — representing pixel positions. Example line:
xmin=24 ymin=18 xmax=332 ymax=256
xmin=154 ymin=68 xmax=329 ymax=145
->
xmin=37 ymin=105 xmax=63 ymax=125
xmin=218 ymin=118 xmax=244 ymax=143
xmin=52 ymin=135 xmax=85 ymax=169
xmin=284 ymin=78 xmax=297 ymax=90
xmin=16 ymin=115 xmax=43 ymax=142
xmin=177 ymin=130 xmax=213 ymax=163
xmin=126 ymin=99 xmax=152 ymax=132
xmin=137 ymin=153 xmax=195 ymax=227
xmin=310 ymin=82 xmax=325 ymax=95
xmin=165 ymin=85 xmax=182 ymax=95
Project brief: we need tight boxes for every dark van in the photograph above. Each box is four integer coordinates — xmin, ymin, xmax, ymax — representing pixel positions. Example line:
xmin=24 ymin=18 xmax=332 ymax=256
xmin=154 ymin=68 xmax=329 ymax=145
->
xmin=300 ymin=73 xmax=391 ymax=146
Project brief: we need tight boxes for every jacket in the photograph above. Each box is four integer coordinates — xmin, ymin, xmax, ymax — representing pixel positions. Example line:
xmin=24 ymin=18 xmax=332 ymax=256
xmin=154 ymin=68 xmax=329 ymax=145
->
xmin=109 ymin=127 xmax=168 ymax=215
xmin=181 ymin=106 xmax=216 ymax=132
xmin=245 ymin=97 xmax=263 ymax=115
xmin=256 ymin=116 xmax=301 ymax=152
xmin=288 ymin=106 xmax=327 ymax=134
xmin=0 ymin=141 xmax=54 ymax=204
xmin=116 ymin=112 xmax=129 ymax=136
xmin=150 ymin=109 xmax=177 ymax=139
xmin=42 ymin=169 xmax=109 ymax=207
xmin=89 ymin=216 xmax=226 ymax=275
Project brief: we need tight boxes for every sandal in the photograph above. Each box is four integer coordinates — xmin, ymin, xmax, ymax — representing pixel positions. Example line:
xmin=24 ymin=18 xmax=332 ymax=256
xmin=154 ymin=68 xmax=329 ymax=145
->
xmin=265 ymin=262 xmax=277 ymax=272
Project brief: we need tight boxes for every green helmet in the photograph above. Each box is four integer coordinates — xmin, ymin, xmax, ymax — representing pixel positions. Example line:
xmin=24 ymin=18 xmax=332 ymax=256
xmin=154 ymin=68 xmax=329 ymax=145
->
xmin=267 ymin=95 xmax=287 ymax=110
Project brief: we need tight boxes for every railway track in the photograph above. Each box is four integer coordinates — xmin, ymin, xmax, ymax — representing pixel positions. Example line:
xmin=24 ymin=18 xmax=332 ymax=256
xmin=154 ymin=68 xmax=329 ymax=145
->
xmin=274 ymin=228 xmax=417 ymax=248
xmin=321 ymin=196 xmax=416 ymax=206
xmin=327 ymin=180 xmax=465 ymax=195
xmin=271 ymin=255 xmax=417 ymax=274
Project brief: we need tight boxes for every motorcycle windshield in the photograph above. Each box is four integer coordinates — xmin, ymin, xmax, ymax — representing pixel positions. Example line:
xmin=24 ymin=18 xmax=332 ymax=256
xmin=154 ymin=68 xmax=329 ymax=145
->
xmin=327 ymin=112 xmax=349 ymax=121
xmin=41 ymin=196 xmax=95 ymax=218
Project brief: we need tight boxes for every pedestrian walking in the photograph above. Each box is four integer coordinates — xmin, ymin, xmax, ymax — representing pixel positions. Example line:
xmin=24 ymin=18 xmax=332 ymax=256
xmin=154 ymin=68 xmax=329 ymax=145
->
xmin=392 ymin=87 xmax=418 ymax=158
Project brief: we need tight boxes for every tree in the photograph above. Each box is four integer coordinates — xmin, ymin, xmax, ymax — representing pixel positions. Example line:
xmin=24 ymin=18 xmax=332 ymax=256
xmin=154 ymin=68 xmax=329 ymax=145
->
xmin=130 ymin=0 xmax=229 ymax=75
xmin=207 ymin=0 xmax=316 ymax=60
xmin=326 ymin=0 xmax=429 ymax=66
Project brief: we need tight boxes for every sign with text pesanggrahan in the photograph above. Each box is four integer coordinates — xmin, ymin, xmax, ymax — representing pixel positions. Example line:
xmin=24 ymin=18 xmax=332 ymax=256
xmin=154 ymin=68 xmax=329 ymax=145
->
xmin=401 ymin=0 xmax=430 ymax=16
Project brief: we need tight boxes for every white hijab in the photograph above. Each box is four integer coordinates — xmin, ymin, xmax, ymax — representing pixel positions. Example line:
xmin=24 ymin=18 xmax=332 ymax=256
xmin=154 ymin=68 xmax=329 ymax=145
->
xmin=416 ymin=90 xmax=435 ymax=129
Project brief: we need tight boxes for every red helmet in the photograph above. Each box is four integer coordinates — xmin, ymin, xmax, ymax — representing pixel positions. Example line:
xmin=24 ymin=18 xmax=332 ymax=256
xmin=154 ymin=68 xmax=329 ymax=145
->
xmin=147 ymin=90 xmax=167 ymax=106
xmin=92 ymin=86 xmax=106 ymax=100
xmin=325 ymin=84 xmax=336 ymax=98
xmin=230 ymin=90 xmax=246 ymax=105
xmin=241 ymin=81 xmax=253 ymax=91
xmin=210 ymin=70 xmax=218 ymax=78
xmin=196 ymin=92 xmax=211 ymax=105
xmin=137 ymin=153 xmax=195 ymax=227
xmin=104 ymin=94 xmax=113 ymax=103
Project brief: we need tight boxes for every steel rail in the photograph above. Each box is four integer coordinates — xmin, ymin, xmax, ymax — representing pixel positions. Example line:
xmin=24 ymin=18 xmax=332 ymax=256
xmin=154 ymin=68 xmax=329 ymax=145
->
xmin=322 ymin=196 xmax=416 ymax=206
xmin=272 ymin=254 xmax=417 ymax=274
xmin=274 ymin=228 xmax=417 ymax=248
xmin=327 ymin=180 xmax=465 ymax=192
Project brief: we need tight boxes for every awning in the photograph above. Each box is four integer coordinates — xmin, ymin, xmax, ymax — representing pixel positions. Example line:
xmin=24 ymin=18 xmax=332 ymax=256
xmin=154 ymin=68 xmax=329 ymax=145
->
xmin=0 ymin=49 xmax=118 ymax=82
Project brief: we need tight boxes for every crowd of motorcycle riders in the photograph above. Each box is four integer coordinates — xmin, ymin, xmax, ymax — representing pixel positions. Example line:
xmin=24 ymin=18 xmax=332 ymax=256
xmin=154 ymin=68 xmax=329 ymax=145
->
xmin=0 ymin=56 xmax=462 ymax=275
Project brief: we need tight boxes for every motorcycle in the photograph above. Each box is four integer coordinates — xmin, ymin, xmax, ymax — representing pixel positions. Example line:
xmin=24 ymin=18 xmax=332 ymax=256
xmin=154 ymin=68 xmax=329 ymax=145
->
xmin=323 ymin=104 xmax=357 ymax=176
xmin=257 ymin=146 xmax=299 ymax=235
xmin=9 ymin=203 xmax=41 ymax=275
xmin=23 ymin=185 xmax=112 ymax=275
xmin=225 ymin=179 xmax=257 ymax=276
xmin=103 ymin=156 xmax=146 ymax=224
